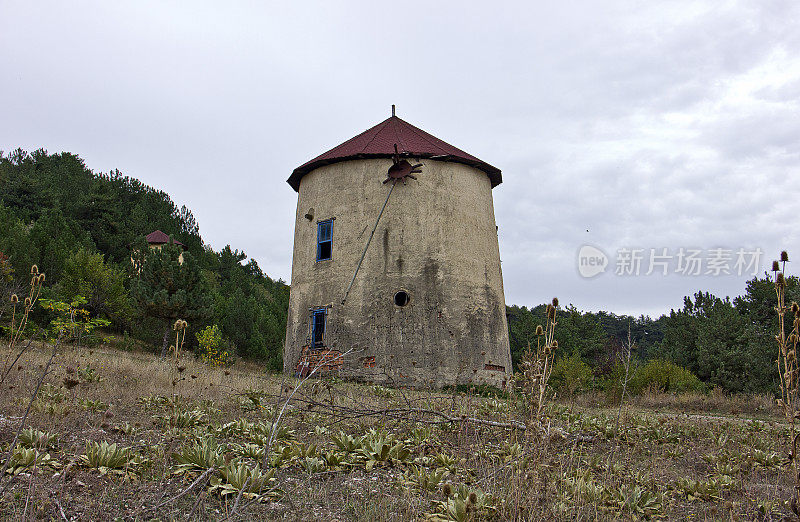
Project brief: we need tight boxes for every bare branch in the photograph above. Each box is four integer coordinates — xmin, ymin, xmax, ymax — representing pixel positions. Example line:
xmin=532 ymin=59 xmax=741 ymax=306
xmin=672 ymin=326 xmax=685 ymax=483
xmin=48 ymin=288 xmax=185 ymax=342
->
xmin=0 ymin=338 xmax=60 ymax=489
xmin=153 ymin=466 xmax=216 ymax=511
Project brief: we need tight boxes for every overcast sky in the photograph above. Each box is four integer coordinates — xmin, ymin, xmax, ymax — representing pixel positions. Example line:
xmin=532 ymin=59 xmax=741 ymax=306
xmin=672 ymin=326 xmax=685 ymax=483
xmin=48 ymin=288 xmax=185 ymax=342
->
xmin=2 ymin=1 xmax=799 ymax=317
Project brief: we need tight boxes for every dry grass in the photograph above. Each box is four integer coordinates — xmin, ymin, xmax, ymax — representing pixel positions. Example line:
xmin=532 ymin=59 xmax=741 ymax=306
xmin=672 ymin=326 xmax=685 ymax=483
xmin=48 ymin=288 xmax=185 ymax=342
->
xmin=570 ymin=387 xmax=780 ymax=419
xmin=0 ymin=341 xmax=794 ymax=520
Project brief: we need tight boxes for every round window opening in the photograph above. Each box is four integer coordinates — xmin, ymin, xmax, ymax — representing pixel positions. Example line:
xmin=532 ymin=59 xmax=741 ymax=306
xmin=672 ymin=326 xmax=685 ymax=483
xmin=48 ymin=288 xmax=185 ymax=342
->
xmin=394 ymin=291 xmax=410 ymax=307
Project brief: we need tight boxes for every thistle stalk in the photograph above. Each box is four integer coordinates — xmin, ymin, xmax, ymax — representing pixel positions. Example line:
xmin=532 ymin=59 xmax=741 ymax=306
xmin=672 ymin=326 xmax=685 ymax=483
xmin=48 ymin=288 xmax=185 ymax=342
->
xmin=172 ymin=319 xmax=187 ymax=363
xmin=519 ymin=298 xmax=560 ymax=423
xmin=772 ymin=252 xmax=800 ymax=516
xmin=2 ymin=267 xmax=45 ymax=380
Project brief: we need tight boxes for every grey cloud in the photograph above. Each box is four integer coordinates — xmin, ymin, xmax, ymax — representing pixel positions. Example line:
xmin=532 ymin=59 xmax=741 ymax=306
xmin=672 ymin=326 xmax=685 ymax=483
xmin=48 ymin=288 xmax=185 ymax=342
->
xmin=2 ymin=0 xmax=799 ymax=316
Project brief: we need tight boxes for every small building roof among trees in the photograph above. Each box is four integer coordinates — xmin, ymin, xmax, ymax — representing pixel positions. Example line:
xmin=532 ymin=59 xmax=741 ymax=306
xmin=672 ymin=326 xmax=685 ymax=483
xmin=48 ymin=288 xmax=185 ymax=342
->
xmin=146 ymin=230 xmax=184 ymax=247
xmin=288 ymin=115 xmax=502 ymax=191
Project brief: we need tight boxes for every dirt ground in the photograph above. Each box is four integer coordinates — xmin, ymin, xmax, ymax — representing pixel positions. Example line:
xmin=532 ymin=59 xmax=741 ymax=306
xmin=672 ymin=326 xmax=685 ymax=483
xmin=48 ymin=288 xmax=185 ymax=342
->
xmin=0 ymin=341 xmax=794 ymax=520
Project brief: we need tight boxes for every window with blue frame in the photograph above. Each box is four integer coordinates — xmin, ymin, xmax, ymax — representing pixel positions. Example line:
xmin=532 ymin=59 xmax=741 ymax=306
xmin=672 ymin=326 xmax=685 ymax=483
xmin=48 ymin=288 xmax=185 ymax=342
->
xmin=317 ymin=219 xmax=333 ymax=261
xmin=312 ymin=308 xmax=327 ymax=347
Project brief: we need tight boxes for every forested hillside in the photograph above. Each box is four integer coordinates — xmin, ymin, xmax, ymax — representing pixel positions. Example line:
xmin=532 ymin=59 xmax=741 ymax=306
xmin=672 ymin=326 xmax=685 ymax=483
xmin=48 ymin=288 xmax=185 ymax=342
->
xmin=0 ymin=148 xmax=288 ymax=369
xmin=507 ymin=274 xmax=798 ymax=394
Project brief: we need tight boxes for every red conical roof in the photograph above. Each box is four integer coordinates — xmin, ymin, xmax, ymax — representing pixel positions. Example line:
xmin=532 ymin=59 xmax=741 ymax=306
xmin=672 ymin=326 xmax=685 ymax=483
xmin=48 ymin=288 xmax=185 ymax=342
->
xmin=287 ymin=116 xmax=502 ymax=191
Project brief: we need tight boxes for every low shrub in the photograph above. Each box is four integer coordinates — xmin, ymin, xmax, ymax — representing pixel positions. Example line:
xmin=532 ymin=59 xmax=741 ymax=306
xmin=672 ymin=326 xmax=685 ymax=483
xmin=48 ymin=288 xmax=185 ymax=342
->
xmin=629 ymin=359 xmax=706 ymax=395
xmin=549 ymin=353 xmax=594 ymax=397
xmin=196 ymin=325 xmax=234 ymax=367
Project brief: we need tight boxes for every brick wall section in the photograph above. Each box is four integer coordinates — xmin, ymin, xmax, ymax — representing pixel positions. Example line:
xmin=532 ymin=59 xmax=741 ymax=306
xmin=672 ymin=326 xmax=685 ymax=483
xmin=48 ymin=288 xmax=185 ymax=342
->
xmin=295 ymin=346 xmax=343 ymax=376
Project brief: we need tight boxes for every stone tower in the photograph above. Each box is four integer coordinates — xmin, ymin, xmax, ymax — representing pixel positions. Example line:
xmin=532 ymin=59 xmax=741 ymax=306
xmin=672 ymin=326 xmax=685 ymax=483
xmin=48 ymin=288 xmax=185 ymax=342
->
xmin=284 ymin=112 xmax=512 ymax=388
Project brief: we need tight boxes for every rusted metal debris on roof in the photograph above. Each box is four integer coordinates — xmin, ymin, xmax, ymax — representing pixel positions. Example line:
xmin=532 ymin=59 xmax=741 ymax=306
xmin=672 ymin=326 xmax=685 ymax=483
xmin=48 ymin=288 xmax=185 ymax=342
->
xmin=384 ymin=144 xmax=422 ymax=185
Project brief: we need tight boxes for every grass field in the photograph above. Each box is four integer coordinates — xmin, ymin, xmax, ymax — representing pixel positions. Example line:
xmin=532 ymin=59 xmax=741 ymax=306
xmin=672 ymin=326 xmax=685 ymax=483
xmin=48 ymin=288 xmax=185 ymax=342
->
xmin=0 ymin=341 xmax=793 ymax=520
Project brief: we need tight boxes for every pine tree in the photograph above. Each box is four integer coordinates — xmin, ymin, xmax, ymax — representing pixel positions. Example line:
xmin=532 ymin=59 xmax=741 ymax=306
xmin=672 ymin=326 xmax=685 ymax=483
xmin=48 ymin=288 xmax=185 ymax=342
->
xmin=130 ymin=243 xmax=211 ymax=357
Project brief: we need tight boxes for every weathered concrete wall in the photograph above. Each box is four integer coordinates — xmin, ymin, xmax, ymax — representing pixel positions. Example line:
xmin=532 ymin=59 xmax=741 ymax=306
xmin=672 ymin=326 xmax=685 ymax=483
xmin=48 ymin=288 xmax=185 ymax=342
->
xmin=284 ymin=158 xmax=512 ymax=388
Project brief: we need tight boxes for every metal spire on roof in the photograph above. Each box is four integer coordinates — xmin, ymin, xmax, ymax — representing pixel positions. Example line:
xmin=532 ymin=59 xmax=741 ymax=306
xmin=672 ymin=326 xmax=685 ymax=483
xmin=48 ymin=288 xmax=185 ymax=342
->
xmin=391 ymin=104 xmax=395 ymax=117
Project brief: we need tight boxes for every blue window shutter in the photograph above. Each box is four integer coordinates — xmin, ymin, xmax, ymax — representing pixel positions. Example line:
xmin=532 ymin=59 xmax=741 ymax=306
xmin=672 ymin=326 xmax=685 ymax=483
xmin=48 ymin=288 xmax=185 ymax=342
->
xmin=316 ymin=219 xmax=333 ymax=261
xmin=312 ymin=308 xmax=326 ymax=346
